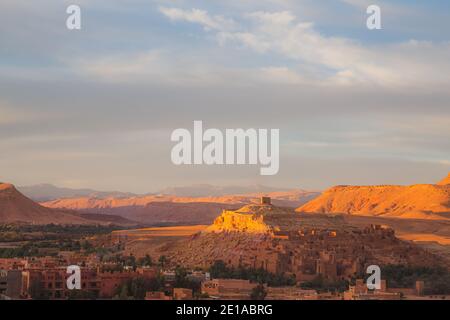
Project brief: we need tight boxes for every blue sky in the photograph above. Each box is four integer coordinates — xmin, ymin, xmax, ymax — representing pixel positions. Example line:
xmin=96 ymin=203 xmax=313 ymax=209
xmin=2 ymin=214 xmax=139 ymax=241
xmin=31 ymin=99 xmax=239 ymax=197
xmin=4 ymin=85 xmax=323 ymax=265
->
xmin=0 ymin=0 xmax=449 ymax=192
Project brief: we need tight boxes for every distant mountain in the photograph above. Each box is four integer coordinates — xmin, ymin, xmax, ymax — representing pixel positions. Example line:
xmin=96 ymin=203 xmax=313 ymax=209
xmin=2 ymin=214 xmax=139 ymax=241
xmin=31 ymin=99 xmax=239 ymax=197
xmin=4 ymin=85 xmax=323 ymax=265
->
xmin=41 ymin=190 xmax=320 ymax=225
xmin=0 ymin=182 xmax=136 ymax=225
xmin=296 ymin=173 xmax=450 ymax=220
xmin=157 ymin=184 xmax=293 ymax=197
xmin=18 ymin=183 xmax=300 ymax=201
xmin=18 ymin=184 xmax=138 ymax=202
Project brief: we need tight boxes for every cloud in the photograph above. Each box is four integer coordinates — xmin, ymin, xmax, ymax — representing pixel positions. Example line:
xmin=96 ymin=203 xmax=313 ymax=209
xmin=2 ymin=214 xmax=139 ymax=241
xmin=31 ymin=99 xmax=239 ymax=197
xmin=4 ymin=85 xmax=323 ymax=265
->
xmin=0 ymin=1 xmax=449 ymax=191
xmin=159 ymin=6 xmax=236 ymax=31
xmin=161 ymin=8 xmax=450 ymax=88
xmin=247 ymin=10 xmax=296 ymax=25
xmin=217 ymin=31 xmax=272 ymax=53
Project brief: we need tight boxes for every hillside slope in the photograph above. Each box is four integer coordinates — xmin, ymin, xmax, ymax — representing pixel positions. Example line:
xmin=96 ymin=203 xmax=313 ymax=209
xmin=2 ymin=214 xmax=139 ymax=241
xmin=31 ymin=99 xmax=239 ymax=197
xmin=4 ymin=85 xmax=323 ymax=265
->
xmin=130 ymin=202 xmax=447 ymax=272
xmin=0 ymin=182 xmax=134 ymax=225
xmin=41 ymin=190 xmax=319 ymax=224
xmin=296 ymin=173 xmax=450 ymax=220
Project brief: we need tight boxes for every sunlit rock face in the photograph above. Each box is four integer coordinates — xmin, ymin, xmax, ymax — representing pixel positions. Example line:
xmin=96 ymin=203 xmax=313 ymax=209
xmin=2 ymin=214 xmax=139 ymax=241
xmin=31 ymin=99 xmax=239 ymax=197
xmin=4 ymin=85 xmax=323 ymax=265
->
xmin=206 ymin=202 xmax=288 ymax=234
xmin=437 ymin=173 xmax=450 ymax=186
xmin=296 ymin=173 xmax=450 ymax=220
xmin=0 ymin=182 xmax=132 ymax=225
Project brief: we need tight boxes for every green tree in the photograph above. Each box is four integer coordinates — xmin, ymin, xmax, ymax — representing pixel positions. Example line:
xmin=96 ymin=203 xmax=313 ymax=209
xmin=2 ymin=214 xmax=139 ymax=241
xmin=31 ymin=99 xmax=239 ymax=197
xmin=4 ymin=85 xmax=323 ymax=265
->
xmin=158 ymin=255 xmax=167 ymax=268
xmin=138 ymin=254 xmax=153 ymax=267
xmin=250 ymin=284 xmax=267 ymax=300
xmin=119 ymin=284 xmax=129 ymax=299
xmin=209 ymin=260 xmax=229 ymax=278
xmin=175 ymin=266 xmax=188 ymax=287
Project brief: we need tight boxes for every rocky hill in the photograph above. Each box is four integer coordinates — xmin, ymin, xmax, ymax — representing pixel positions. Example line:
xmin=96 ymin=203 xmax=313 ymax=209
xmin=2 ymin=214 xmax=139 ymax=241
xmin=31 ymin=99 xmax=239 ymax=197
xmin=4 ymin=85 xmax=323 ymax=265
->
xmin=296 ymin=173 xmax=450 ymax=220
xmin=139 ymin=200 xmax=448 ymax=278
xmin=0 ymin=182 xmax=135 ymax=225
xmin=438 ymin=173 xmax=450 ymax=186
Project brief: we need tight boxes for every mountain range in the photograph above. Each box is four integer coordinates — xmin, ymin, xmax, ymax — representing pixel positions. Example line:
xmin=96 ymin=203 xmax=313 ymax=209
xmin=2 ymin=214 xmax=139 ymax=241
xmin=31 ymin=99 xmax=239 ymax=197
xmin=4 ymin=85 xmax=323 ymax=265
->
xmin=41 ymin=190 xmax=320 ymax=225
xmin=17 ymin=184 xmax=138 ymax=202
xmin=2 ymin=172 xmax=449 ymax=226
xmin=18 ymin=183 xmax=306 ymax=201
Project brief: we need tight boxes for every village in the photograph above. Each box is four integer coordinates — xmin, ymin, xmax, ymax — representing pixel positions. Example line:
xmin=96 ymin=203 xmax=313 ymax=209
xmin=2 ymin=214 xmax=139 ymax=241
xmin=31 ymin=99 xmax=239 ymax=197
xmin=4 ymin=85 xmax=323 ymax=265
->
xmin=0 ymin=253 xmax=441 ymax=300
xmin=2 ymin=197 xmax=448 ymax=301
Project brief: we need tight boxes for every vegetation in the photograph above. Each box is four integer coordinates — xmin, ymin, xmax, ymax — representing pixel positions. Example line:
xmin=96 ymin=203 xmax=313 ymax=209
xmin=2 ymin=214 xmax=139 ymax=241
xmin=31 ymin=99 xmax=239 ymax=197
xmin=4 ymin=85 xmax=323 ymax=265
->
xmin=174 ymin=266 xmax=201 ymax=292
xmin=114 ymin=275 xmax=165 ymax=300
xmin=208 ymin=260 xmax=296 ymax=286
xmin=0 ymin=239 xmax=98 ymax=258
xmin=0 ymin=224 xmax=124 ymax=242
xmin=0 ymin=243 xmax=42 ymax=258
xmin=300 ymin=275 xmax=349 ymax=293
xmin=250 ymin=284 xmax=267 ymax=300
xmin=158 ymin=255 xmax=167 ymax=268
xmin=381 ymin=264 xmax=450 ymax=295
xmin=300 ymin=265 xmax=450 ymax=295
xmin=0 ymin=223 xmax=125 ymax=259
xmin=138 ymin=254 xmax=153 ymax=267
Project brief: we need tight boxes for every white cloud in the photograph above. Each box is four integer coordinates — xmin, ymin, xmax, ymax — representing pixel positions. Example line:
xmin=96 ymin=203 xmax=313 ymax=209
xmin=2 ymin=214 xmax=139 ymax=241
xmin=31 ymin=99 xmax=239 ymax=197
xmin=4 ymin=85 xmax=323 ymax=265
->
xmin=159 ymin=7 xmax=236 ymax=31
xmin=161 ymin=8 xmax=450 ymax=88
xmin=247 ymin=10 xmax=296 ymax=26
xmin=217 ymin=32 xmax=271 ymax=53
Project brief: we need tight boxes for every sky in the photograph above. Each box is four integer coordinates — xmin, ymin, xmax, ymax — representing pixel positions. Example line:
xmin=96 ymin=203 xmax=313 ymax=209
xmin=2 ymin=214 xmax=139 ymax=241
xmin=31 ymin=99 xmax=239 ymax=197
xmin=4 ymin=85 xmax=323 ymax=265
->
xmin=0 ymin=0 xmax=449 ymax=193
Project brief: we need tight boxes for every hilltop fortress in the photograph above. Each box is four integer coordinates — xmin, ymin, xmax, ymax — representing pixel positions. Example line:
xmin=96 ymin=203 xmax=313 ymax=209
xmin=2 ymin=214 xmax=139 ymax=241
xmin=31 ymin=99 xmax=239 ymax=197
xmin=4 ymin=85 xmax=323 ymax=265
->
xmin=164 ymin=197 xmax=444 ymax=282
xmin=206 ymin=197 xmax=279 ymax=234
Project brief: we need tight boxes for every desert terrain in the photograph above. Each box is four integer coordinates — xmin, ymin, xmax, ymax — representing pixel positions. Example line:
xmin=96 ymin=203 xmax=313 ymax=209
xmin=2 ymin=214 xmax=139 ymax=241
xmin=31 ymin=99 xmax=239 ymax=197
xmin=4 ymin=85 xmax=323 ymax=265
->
xmin=40 ymin=190 xmax=319 ymax=225
xmin=297 ymin=174 xmax=450 ymax=220
xmin=0 ymin=182 xmax=135 ymax=226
